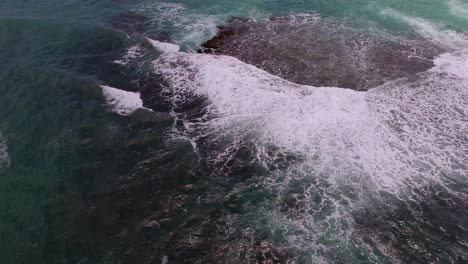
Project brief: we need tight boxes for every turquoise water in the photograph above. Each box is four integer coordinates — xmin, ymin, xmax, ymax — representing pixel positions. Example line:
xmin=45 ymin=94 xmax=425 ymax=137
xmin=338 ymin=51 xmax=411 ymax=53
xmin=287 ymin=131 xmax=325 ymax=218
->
xmin=1 ymin=0 xmax=468 ymax=263
xmin=0 ymin=1 xmax=126 ymax=262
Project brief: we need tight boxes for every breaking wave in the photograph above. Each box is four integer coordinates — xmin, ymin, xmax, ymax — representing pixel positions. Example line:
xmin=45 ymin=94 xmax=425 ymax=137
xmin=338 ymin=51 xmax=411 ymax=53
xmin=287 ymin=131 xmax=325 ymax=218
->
xmin=381 ymin=8 xmax=468 ymax=50
xmin=149 ymin=10 xmax=468 ymax=262
xmin=101 ymin=85 xmax=146 ymax=116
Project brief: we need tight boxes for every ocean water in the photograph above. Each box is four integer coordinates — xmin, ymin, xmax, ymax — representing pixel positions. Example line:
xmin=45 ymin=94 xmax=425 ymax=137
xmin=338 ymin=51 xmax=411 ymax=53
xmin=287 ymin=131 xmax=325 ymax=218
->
xmin=1 ymin=0 xmax=467 ymax=263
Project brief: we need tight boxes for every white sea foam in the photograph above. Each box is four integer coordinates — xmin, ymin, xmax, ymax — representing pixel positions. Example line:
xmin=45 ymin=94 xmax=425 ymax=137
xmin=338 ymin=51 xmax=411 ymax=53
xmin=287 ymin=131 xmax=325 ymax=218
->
xmin=114 ymin=45 xmax=143 ymax=65
xmin=379 ymin=9 xmax=468 ymax=83
xmin=152 ymin=46 xmax=468 ymax=259
xmin=0 ymin=133 xmax=10 ymax=170
xmin=147 ymin=38 xmax=180 ymax=53
xmin=135 ymin=1 xmax=220 ymax=49
xmin=432 ymin=51 xmax=468 ymax=79
xmin=448 ymin=0 xmax=468 ymax=19
xmin=150 ymin=9 xmax=468 ymax=260
xmin=381 ymin=8 xmax=468 ymax=50
xmin=154 ymin=51 xmax=467 ymax=192
xmin=101 ymin=85 xmax=146 ymax=116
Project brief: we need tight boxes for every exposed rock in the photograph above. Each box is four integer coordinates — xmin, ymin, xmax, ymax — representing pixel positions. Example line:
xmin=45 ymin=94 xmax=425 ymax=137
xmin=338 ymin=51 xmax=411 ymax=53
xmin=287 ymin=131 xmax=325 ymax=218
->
xmin=200 ymin=17 xmax=443 ymax=90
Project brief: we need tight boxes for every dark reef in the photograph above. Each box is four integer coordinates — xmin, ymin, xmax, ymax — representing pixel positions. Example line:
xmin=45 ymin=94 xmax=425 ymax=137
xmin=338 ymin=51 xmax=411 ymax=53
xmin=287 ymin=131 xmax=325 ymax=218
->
xmin=200 ymin=17 xmax=443 ymax=90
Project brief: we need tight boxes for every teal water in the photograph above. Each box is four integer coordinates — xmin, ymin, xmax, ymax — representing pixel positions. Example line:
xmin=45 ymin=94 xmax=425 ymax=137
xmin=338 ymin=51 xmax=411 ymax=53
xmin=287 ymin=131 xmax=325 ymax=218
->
xmin=1 ymin=0 xmax=468 ymax=263
xmin=0 ymin=1 xmax=129 ymax=262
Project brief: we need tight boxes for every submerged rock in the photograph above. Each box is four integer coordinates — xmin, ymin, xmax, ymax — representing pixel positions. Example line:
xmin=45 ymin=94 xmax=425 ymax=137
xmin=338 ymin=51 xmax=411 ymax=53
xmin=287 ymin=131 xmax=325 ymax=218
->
xmin=200 ymin=16 xmax=443 ymax=90
xmin=130 ymin=108 xmax=172 ymax=125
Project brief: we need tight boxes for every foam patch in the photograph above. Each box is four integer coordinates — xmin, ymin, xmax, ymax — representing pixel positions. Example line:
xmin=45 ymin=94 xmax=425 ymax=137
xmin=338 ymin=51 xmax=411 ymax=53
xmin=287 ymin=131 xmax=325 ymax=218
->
xmin=152 ymin=49 xmax=468 ymax=261
xmin=0 ymin=133 xmax=10 ymax=170
xmin=101 ymin=85 xmax=146 ymax=116
xmin=147 ymin=38 xmax=180 ymax=53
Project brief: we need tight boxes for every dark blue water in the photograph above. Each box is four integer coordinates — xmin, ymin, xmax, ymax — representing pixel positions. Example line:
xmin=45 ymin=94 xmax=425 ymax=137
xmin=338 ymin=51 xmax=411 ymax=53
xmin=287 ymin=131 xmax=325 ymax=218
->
xmin=1 ymin=0 xmax=468 ymax=263
xmin=1 ymin=1 xmax=130 ymax=262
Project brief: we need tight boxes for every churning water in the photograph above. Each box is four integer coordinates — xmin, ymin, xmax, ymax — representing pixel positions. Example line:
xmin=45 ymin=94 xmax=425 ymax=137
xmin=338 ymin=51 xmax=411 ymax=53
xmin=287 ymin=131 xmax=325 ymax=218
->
xmin=1 ymin=0 xmax=468 ymax=263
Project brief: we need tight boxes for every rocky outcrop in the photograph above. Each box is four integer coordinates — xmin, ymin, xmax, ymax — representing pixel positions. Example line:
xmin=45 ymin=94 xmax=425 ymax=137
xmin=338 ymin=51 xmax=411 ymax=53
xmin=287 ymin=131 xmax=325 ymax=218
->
xmin=200 ymin=16 xmax=443 ymax=90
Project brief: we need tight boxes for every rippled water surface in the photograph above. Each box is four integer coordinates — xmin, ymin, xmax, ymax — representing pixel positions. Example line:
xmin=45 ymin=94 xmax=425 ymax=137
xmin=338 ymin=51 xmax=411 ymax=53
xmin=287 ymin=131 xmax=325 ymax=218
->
xmin=1 ymin=0 xmax=467 ymax=263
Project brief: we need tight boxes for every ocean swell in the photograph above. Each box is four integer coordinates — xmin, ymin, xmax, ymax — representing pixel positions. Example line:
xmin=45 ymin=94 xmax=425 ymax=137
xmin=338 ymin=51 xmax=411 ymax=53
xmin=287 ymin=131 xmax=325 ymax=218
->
xmin=86 ymin=4 xmax=468 ymax=262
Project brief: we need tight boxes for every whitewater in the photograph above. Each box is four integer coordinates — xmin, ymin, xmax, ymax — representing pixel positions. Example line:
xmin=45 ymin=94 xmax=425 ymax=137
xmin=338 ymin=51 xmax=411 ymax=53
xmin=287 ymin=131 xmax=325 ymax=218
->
xmin=0 ymin=0 xmax=466 ymax=262
xmin=147 ymin=9 xmax=468 ymax=262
